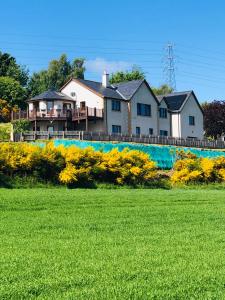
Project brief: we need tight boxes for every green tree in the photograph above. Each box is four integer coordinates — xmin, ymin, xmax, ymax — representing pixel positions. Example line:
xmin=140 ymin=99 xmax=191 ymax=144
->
xmin=152 ymin=84 xmax=173 ymax=96
xmin=28 ymin=54 xmax=85 ymax=96
xmin=72 ymin=58 xmax=85 ymax=79
xmin=0 ymin=77 xmax=27 ymax=107
xmin=109 ymin=66 xmax=145 ymax=84
xmin=0 ymin=51 xmax=29 ymax=86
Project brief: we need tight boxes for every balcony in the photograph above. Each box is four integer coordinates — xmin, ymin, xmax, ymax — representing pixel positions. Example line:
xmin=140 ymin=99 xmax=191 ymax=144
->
xmin=72 ymin=107 xmax=104 ymax=121
xmin=11 ymin=107 xmax=104 ymax=121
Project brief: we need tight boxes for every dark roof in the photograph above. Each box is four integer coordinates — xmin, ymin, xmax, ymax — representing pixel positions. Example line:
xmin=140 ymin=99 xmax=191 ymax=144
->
xmin=29 ymin=90 xmax=75 ymax=102
xmin=60 ymin=78 xmax=158 ymax=104
xmin=157 ymin=91 xmax=192 ymax=111
xmin=112 ymin=80 xmax=144 ymax=100
xmin=76 ymin=79 xmax=124 ymax=100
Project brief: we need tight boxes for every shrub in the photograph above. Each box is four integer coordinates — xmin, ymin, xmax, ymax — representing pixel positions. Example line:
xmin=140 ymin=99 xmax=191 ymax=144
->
xmin=0 ymin=142 xmax=158 ymax=188
xmin=171 ymin=154 xmax=225 ymax=185
xmin=12 ymin=119 xmax=30 ymax=133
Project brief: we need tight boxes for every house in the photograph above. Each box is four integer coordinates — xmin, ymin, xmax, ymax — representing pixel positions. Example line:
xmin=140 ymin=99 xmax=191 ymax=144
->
xmin=12 ymin=72 xmax=204 ymax=139
xmin=60 ymin=72 xmax=159 ymax=135
xmin=157 ymin=91 xmax=204 ymax=139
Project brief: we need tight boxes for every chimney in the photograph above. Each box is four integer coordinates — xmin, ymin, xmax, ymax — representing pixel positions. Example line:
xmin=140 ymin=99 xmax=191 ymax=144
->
xmin=102 ymin=70 xmax=110 ymax=87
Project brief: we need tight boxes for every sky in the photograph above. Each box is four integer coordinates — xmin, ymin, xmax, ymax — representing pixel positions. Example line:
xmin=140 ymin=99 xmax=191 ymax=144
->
xmin=0 ymin=0 xmax=225 ymax=102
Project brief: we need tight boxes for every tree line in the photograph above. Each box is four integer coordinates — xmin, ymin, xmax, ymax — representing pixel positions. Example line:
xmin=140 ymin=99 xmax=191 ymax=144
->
xmin=0 ymin=50 xmax=224 ymax=138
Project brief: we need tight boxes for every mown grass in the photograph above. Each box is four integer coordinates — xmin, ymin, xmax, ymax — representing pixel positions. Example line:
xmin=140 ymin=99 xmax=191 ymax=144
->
xmin=0 ymin=188 xmax=225 ymax=299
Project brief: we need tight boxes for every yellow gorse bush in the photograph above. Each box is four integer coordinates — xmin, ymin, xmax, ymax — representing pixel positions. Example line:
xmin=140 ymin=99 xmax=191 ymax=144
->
xmin=0 ymin=142 xmax=157 ymax=187
xmin=171 ymin=154 xmax=225 ymax=185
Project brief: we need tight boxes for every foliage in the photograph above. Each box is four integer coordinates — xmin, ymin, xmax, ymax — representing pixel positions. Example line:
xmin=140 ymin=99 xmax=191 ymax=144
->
xmin=0 ymin=51 xmax=29 ymax=86
xmin=12 ymin=119 xmax=31 ymax=133
xmin=0 ymin=76 xmax=27 ymax=107
xmin=152 ymin=84 xmax=173 ymax=96
xmin=59 ymin=146 xmax=157 ymax=187
xmin=27 ymin=54 xmax=85 ymax=96
xmin=0 ymin=142 xmax=157 ymax=187
xmin=171 ymin=152 xmax=225 ymax=184
xmin=202 ymin=100 xmax=225 ymax=138
xmin=109 ymin=66 xmax=145 ymax=84
xmin=0 ymin=99 xmax=15 ymax=122
xmin=0 ymin=123 xmax=11 ymax=141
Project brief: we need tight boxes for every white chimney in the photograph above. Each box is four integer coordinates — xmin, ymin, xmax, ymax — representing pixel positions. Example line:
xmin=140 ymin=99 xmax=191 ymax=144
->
xmin=102 ymin=70 xmax=110 ymax=87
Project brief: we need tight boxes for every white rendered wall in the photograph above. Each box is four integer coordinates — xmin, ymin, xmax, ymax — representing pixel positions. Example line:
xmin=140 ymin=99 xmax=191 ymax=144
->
xmin=158 ymin=99 xmax=171 ymax=136
xmin=130 ymin=82 xmax=158 ymax=135
xmin=106 ymin=99 xmax=129 ymax=134
xmin=180 ymin=94 xmax=204 ymax=139
xmin=61 ymin=80 xmax=104 ymax=109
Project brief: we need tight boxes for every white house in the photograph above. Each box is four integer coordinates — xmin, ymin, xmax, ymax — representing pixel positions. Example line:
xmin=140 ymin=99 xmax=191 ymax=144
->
xmin=60 ymin=72 xmax=160 ymax=135
xmin=12 ymin=72 xmax=204 ymax=139
xmin=157 ymin=91 xmax=204 ymax=139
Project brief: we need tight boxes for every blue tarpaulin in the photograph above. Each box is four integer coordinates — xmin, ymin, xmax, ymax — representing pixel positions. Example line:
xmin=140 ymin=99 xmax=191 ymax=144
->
xmin=51 ymin=139 xmax=225 ymax=169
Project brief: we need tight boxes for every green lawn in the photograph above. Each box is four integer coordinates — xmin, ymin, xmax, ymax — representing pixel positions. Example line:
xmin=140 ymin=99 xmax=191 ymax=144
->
xmin=0 ymin=188 xmax=225 ymax=299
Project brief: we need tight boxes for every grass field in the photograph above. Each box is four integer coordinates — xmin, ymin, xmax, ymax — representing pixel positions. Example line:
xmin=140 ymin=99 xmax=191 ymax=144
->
xmin=1 ymin=188 xmax=225 ymax=299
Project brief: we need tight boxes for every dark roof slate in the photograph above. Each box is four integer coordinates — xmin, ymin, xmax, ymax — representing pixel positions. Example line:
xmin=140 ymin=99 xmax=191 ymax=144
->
xmin=30 ymin=90 xmax=74 ymax=101
xmin=112 ymin=80 xmax=144 ymax=100
xmin=76 ymin=79 xmax=124 ymax=100
xmin=157 ymin=91 xmax=192 ymax=111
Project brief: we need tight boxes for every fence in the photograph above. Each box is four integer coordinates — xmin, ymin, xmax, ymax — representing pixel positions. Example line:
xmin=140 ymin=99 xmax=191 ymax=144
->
xmin=12 ymin=131 xmax=225 ymax=149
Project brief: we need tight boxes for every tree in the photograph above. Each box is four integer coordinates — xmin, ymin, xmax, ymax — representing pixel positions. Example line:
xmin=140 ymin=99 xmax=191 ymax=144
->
xmin=72 ymin=58 xmax=85 ymax=79
xmin=0 ymin=51 xmax=29 ymax=86
xmin=0 ymin=77 xmax=27 ymax=107
xmin=109 ymin=66 xmax=145 ymax=84
xmin=152 ymin=84 xmax=173 ymax=96
xmin=202 ymin=100 xmax=225 ymax=138
xmin=28 ymin=55 xmax=85 ymax=96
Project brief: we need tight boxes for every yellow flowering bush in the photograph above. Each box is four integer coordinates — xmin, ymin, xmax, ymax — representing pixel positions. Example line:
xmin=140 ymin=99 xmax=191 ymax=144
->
xmin=171 ymin=152 xmax=225 ymax=185
xmin=0 ymin=142 xmax=157 ymax=187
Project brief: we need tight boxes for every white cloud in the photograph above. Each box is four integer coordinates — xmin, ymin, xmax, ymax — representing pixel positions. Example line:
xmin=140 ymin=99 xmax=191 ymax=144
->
xmin=85 ymin=57 xmax=133 ymax=74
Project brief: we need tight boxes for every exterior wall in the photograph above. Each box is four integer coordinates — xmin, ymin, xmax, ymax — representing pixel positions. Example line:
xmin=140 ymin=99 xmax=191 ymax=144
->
xmin=130 ymin=82 xmax=158 ymax=135
xmin=180 ymin=94 xmax=204 ymax=139
xmin=171 ymin=113 xmax=180 ymax=138
xmin=61 ymin=80 xmax=104 ymax=109
xmin=159 ymin=99 xmax=171 ymax=136
xmin=106 ymin=99 xmax=129 ymax=134
xmin=30 ymin=120 xmax=66 ymax=131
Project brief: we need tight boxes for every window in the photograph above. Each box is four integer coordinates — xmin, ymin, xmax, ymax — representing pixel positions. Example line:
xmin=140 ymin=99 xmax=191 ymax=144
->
xmin=159 ymin=107 xmax=167 ymax=118
xmin=80 ymin=101 xmax=86 ymax=110
xmin=112 ymin=125 xmax=121 ymax=133
xmin=160 ymin=130 xmax=168 ymax=136
xmin=47 ymin=101 xmax=53 ymax=111
xmin=112 ymin=100 xmax=121 ymax=111
xmin=70 ymin=92 xmax=76 ymax=98
xmin=136 ymin=127 xmax=141 ymax=135
xmin=189 ymin=116 xmax=195 ymax=125
xmin=149 ymin=128 xmax=153 ymax=135
xmin=137 ymin=103 xmax=151 ymax=116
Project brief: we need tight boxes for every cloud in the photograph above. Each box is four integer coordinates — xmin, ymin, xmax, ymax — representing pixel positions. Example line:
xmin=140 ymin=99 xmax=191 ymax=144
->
xmin=85 ymin=57 xmax=133 ymax=74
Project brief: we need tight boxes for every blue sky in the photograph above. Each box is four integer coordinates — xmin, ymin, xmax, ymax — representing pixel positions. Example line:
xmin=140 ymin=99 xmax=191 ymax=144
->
xmin=0 ymin=0 xmax=225 ymax=101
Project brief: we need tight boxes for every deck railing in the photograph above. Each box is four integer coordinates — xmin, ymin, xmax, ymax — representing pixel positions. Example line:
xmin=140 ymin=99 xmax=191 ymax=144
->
xmin=11 ymin=107 xmax=103 ymax=121
xmin=13 ymin=131 xmax=225 ymax=149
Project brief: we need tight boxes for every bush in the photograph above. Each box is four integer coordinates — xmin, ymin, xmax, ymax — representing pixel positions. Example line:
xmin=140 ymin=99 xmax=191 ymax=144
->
xmin=12 ymin=119 xmax=30 ymax=133
xmin=0 ymin=142 xmax=158 ymax=188
xmin=171 ymin=153 xmax=225 ymax=185
xmin=0 ymin=123 xmax=11 ymax=141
